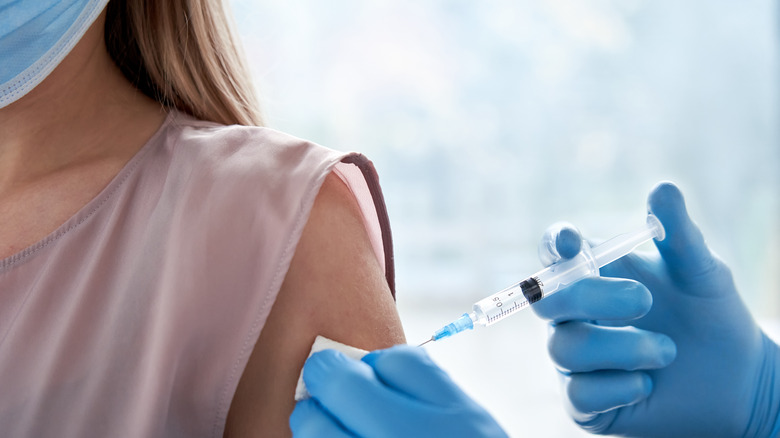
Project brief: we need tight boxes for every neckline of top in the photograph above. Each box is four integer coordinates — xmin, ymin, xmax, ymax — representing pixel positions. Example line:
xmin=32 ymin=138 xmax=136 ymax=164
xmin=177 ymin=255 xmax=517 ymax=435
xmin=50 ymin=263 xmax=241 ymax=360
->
xmin=0 ymin=110 xmax=181 ymax=272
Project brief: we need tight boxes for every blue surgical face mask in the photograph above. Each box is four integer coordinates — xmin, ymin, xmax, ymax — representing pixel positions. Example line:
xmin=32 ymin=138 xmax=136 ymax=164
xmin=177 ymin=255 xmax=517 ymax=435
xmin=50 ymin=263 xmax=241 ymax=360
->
xmin=0 ymin=0 xmax=110 ymax=109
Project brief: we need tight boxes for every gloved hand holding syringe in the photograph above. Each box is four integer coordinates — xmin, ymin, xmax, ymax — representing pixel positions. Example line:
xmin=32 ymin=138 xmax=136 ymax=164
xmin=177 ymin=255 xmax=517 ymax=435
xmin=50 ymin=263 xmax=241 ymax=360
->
xmin=419 ymin=214 xmax=666 ymax=346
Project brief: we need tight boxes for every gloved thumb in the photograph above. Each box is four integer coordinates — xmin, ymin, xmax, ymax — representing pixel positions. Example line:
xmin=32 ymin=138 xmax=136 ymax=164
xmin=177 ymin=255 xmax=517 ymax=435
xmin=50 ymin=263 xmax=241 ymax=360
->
xmin=647 ymin=182 xmax=719 ymax=280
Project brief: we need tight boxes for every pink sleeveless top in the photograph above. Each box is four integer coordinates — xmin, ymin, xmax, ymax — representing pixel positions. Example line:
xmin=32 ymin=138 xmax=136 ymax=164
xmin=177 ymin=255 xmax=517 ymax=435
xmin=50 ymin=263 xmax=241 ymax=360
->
xmin=0 ymin=111 xmax=395 ymax=437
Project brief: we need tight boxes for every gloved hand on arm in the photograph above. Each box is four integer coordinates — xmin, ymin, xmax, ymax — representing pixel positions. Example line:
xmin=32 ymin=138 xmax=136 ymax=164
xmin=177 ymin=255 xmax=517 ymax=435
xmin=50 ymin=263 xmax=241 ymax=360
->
xmin=290 ymin=344 xmax=508 ymax=438
xmin=532 ymin=182 xmax=780 ymax=437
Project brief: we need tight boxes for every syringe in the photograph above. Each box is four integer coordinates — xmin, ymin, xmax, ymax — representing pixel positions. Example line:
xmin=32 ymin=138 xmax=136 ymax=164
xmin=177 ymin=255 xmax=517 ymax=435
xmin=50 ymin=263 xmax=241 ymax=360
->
xmin=419 ymin=214 xmax=665 ymax=346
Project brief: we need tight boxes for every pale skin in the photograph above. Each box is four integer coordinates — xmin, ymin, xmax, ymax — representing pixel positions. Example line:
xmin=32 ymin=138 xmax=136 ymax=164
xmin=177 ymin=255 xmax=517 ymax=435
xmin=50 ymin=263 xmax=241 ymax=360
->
xmin=1 ymin=10 xmax=405 ymax=438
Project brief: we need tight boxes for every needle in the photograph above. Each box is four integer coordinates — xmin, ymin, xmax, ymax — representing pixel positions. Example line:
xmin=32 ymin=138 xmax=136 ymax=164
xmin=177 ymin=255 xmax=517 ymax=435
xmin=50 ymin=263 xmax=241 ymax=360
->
xmin=418 ymin=337 xmax=434 ymax=347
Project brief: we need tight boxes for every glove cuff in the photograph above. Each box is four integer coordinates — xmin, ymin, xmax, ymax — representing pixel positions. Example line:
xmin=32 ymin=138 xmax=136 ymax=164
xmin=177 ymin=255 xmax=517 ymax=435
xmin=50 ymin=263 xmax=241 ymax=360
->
xmin=743 ymin=333 xmax=780 ymax=438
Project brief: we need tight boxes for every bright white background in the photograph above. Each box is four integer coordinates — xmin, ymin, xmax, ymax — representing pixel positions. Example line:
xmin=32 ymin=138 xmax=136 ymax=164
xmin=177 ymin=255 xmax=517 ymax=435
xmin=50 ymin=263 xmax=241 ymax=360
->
xmin=228 ymin=1 xmax=779 ymax=436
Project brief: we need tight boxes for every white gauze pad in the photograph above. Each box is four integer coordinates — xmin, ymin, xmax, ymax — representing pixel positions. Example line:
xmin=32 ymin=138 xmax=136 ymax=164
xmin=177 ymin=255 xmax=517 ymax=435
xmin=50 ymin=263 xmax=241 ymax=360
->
xmin=295 ymin=335 xmax=368 ymax=401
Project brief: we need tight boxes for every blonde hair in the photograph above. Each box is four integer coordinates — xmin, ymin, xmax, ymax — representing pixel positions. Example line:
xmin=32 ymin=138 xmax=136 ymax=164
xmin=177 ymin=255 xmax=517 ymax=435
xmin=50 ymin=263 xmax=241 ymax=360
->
xmin=105 ymin=0 xmax=263 ymax=126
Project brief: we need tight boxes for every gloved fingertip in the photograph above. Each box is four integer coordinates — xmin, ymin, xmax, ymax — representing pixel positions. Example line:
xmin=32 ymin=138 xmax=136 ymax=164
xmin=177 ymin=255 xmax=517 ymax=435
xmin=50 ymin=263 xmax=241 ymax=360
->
xmin=648 ymin=181 xmax=684 ymax=207
xmin=303 ymin=350 xmax=350 ymax=391
xmin=647 ymin=182 xmax=689 ymax=231
xmin=646 ymin=181 xmax=716 ymax=276
xmin=539 ymin=222 xmax=582 ymax=266
xmin=620 ymin=280 xmax=653 ymax=320
xmin=567 ymin=371 xmax=654 ymax=416
xmin=638 ymin=372 xmax=653 ymax=400
xmin=655 ymin=334 xmax=677 ymax=367
xmin=614 ymin=372 xmax=653 ymax=409
xmin=557 ymin=226 xmax=583 ymax=259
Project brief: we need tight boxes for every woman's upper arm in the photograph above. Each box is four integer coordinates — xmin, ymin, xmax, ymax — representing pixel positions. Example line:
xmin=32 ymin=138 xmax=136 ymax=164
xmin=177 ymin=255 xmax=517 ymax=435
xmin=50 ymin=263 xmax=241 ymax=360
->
xmin=223 ymin=172 xmax=406 ymax=437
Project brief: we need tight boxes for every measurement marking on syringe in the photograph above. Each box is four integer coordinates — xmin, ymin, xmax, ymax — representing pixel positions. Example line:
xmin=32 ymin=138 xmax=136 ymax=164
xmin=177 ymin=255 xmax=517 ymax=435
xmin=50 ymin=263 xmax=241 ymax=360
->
xmin=486 ymin=300 xmax=530 ymax=323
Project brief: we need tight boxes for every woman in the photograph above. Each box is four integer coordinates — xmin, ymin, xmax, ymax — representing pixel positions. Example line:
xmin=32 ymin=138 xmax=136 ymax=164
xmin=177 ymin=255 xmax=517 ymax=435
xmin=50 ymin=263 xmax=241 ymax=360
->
xmin=0 ymin=1 xmax=404 ymax=436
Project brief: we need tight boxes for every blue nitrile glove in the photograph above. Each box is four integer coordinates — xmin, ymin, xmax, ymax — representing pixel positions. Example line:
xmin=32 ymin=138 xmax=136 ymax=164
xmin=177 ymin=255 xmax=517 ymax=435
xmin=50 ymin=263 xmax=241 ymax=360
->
xmin=289 ymin=345 xmax=508 ymax=438
xmin=532 ymin=182 xmax=780 ymax=437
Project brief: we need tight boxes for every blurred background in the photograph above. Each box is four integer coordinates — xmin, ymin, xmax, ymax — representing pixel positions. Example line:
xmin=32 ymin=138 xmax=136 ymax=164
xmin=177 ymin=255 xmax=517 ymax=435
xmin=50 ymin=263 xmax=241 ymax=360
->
xmin=229 ymin=1 xmax=779 ymax=436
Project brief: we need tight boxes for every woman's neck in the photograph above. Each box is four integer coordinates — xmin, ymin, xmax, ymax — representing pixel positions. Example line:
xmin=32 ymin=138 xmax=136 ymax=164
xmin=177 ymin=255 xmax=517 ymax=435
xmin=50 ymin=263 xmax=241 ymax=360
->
xmin=0 ymin=11 xmax=166 ymax=194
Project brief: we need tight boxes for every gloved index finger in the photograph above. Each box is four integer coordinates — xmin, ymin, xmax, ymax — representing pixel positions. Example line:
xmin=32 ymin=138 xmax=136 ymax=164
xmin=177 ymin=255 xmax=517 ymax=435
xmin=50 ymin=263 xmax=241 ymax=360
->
xmin=531 ymin=277 xmax=652 ymax=324
xmin=361 ymin=345 xmax=465 ymax=406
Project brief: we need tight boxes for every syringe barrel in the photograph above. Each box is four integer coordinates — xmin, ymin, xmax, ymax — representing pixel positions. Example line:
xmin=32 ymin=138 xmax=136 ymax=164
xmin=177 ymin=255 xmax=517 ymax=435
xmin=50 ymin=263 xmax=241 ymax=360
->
xmin=471 ymin=282 xmax=532 ymax=326
xmin=591 ymin=214 xmax=665 ymax=267
xmin=472 ymin=245 xmax=599 ymax=326
xmin=468 ymin=214 xmax=664 ymax=329
xmin=533 ymin=243 xmax=599 ymax=298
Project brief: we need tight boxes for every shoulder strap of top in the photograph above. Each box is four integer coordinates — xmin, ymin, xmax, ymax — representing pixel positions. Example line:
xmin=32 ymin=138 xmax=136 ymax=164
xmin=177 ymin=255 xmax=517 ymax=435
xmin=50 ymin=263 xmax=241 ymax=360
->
xmin=339 ymin=154 xmax=395 ymax=298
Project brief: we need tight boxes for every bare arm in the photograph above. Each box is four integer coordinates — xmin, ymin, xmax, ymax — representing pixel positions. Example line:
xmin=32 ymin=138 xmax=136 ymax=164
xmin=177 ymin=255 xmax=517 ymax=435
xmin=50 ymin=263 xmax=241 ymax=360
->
xmin=223 ymin=172 xmax=406 ymax=437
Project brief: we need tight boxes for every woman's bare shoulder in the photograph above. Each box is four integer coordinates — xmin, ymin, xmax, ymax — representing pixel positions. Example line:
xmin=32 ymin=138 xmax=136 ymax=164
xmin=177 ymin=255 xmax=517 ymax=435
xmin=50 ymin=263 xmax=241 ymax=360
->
xmin=223 ymin=172 xmax=406 ymax=437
